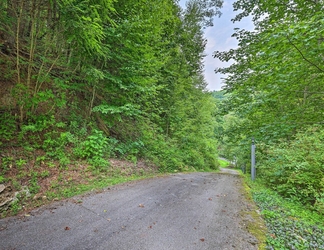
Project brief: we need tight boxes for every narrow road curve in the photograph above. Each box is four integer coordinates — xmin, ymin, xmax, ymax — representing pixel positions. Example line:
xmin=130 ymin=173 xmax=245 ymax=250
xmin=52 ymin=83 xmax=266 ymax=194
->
xmin=0 ymin=172 xmax=258 ymax=250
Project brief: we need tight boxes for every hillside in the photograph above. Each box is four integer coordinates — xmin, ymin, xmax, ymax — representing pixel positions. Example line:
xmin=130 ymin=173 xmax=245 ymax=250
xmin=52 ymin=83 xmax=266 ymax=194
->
xmin=0 ymin=0 xmax=222 ymax=217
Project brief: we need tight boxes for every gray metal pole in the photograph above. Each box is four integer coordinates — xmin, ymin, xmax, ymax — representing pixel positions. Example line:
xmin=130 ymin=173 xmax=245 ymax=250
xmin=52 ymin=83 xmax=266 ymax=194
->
xmin=251 ymin=138 xmax=256 ymax=181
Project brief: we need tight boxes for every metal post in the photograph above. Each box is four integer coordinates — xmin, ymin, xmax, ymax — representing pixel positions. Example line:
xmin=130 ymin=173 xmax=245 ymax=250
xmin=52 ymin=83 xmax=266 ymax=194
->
xmin=251 ymin=137 xmax=256 ymax=181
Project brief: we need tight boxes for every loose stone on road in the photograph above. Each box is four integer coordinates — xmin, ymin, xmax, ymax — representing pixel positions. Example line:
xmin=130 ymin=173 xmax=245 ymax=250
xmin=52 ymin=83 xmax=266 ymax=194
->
xmin=0 ymin=172 xmax=259 ymax=250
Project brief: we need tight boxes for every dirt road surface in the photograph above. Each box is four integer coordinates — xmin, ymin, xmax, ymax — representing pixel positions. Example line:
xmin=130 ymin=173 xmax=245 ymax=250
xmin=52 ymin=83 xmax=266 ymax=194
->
xmin=0 ymin=171 xmax=259 ymax=250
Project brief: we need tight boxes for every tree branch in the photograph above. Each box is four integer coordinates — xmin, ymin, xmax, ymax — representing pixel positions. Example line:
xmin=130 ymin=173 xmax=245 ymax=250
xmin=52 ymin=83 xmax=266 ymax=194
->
xmin=286 ymin=36 xmax=324 ymax=73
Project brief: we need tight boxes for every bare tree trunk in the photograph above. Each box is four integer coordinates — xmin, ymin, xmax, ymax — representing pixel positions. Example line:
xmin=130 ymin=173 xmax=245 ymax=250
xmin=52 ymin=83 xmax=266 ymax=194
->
xmin=16 ymin=0 xmax=25 ymax=123
xmin=88 ymin=86 xmax=96 ymax=119
xmin=15 ymin=0 xmax=23 ymax=85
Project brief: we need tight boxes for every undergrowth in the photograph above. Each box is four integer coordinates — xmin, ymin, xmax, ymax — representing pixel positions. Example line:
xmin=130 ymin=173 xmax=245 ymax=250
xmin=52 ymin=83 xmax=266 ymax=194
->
xmin=257 ymin=127 xmax=324 ymax=214
xmin=0 ymin=110 xmax=219 ymax=218
xmin=247 ymin=178 xmax=324 ymax=250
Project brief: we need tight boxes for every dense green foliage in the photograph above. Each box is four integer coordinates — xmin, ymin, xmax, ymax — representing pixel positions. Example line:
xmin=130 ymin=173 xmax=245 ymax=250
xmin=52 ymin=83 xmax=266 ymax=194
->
xmin=218 ymin=158 xmax=230 ymax=168
xmin=214 ymin=0 xmax=324 ymax=215
xmin=257 ymin=127 xmax=324 ymax=213
xmin=0 ymin=0 xmax=223 ymax=178
xmin=0 ymin=1 xmax=225 ymax=217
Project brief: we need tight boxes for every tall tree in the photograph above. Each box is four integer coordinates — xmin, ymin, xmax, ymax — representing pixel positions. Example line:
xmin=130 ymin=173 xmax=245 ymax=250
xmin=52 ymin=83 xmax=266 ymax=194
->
xmin=0 ymin=0 xmax=223 ymax=171
xmin=214 ymin=0 xmax=324 ymax=142
xmin=213 ymin=0 xmax=324 ymax=210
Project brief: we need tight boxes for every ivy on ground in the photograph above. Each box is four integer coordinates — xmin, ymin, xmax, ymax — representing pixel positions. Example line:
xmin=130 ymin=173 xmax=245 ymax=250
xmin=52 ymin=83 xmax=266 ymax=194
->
xmin=250 ymin=184 xmax=324 ymax=250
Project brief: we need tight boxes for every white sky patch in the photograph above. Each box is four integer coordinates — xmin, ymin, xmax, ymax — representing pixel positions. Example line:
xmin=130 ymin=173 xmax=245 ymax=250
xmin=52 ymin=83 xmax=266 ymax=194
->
xmin=205 ymin=37 xmax=216 ymax=51
xmin=223 ymin=36 xmax=237 ymax=50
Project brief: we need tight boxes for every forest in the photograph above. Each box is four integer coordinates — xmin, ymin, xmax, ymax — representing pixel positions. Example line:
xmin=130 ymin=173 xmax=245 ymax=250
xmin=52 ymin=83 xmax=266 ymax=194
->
xmin=0 ymin=0 xmax=222 ymax=215
xmin=215 ymin=0 xmax=324 ymax=214
xmin=1 ymin=0 xmax=324 ymax=247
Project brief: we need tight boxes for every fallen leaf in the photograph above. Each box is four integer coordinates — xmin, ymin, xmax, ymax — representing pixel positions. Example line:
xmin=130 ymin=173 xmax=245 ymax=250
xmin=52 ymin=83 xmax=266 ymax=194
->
xmin=139 ymin=204 xmax=144 ymax=208
xmin=208 ymin=198 xmax=212 ymax=201
xmin=104 ymin=210 xmax=107 ymax=212
xmin=200 ymin=238 xmax=205 ymax=242
xmin=65 ymin=226 xmax=70 ymax=230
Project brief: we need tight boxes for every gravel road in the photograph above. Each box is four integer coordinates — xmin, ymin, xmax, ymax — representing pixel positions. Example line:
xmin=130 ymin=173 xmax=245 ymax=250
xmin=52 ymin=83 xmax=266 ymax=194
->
xmin=0 ymin=171 xmax=259 ymax=250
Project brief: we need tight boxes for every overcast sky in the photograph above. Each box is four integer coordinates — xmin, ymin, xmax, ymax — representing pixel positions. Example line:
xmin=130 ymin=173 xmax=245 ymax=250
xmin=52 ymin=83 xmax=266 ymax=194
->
xmin=179 ymin=0 xmax=254 ymax=91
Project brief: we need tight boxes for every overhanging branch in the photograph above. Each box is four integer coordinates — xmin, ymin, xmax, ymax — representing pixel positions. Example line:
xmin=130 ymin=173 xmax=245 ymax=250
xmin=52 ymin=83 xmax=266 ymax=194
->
xmin=286 ymin=36 xmax=324 ymax=73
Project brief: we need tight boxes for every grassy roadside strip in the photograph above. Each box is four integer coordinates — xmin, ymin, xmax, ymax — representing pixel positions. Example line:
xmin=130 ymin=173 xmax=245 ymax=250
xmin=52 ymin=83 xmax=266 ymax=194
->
xmin=2 ymin=158 xmax=217 ymax=218
xmin=218 ymin=158 xmax=230 ymax=168
xmin=44 ymin=174 xmax=157 ymax=202
xmin=246 ymin=178 xmax=324 ymax=250
xmin=240 ymin=176 xmax=267 ymax=250
xmin=1 ymin=160 xmax=161 ymax=218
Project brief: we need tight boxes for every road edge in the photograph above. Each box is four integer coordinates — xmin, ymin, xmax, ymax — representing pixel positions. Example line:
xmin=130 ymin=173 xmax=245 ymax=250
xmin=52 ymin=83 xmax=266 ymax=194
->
xmin=239 ymin=174 xmax=267 ymax=249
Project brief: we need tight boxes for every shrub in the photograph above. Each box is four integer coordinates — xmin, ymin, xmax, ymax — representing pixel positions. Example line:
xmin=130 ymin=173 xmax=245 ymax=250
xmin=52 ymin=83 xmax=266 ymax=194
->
xmin=258 ymin=126 xmax=324 ymax=212
xmin=79 ymin=130 xmax=108 ymax=158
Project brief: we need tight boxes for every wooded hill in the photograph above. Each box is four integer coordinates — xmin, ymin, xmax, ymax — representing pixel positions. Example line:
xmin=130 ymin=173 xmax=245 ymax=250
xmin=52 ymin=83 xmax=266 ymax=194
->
xmin=0 ymin=0 xmax=222 ymax=171
xmin=0 ymin=0 xmax=224 ymax=215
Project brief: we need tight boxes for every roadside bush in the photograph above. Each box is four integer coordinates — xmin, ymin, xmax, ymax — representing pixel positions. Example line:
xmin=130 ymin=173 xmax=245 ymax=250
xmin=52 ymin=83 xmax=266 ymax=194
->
xmin=74 ymin=129 xmax=111 ymax=168
xmin=74 ymin=129 xmax=108 ymax=158
xmin=204 ymin=152 xmax=219 ymax=170
xmin=258 ymin=126 xmax=324 ymax=212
